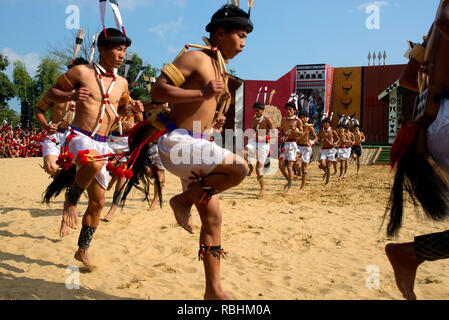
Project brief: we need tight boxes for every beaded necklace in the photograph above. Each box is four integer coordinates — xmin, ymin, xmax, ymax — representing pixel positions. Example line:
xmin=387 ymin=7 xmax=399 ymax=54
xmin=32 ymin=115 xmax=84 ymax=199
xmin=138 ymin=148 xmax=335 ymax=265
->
xmin=91 ymin=62 xmax=122 ymax=138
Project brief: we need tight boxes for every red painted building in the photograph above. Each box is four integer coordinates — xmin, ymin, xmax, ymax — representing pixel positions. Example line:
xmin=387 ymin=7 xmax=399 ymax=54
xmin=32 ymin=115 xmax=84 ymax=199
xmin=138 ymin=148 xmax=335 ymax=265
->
xmin=238 ymin=63 xmax=414 ymax=144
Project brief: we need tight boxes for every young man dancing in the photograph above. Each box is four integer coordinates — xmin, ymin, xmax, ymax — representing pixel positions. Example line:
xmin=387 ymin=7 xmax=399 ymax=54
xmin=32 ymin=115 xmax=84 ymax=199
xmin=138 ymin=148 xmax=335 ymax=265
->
xmin=245 ymin=102 xmax=275 ymax=198
xmin=44 ymin=28 xmax=143 ymax=266
xmin=149 ymin=4 xmax=253 ymax=299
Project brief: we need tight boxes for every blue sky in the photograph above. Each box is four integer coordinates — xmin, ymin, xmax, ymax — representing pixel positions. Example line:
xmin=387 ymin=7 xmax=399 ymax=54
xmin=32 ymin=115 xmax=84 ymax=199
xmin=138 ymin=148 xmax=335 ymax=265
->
xmin=0 ymin=0 xmax=439 ymax=112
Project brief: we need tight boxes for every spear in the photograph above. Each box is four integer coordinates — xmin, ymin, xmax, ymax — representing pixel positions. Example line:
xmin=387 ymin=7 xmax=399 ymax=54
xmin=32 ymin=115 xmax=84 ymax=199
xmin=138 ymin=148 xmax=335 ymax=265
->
xmin=132 ymin=62 xmax=148 ymax=88
xmin=89 ymin=32 xmax=99 ymax=64
xmin=123 ymin=53 xmax=133 ymax=78
xmin=72 ymin=28 xmax=85 ymax=63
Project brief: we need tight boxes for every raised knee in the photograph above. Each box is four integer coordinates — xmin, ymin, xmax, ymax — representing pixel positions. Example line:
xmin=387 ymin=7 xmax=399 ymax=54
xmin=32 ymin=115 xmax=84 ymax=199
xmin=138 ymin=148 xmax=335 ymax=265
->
xmin=45 ymin=163 xmax=59 ymax=176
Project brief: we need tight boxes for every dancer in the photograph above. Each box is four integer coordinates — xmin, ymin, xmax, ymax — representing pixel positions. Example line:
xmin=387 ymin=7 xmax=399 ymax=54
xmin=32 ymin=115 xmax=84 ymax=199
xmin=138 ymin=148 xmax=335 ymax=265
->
xmin=317 ymin=118 xmax=339 ymax=185
xmin=351 ymin=123 xmax=365 ymax=174
xmin=296 ymin=111 xmax=318 ymax=191
xmin=384 ymin=1 xmax=449 ymax=300
xmin=279 ymin=102 xmax=302 ymax=195
xmin=245 ymin=102 xmax=274 ymax=197
xmin=43 ymin=28 xmax=143 ymax=266
xmin=35 ymin=57 xmax=89 ymax=178
xmin=124 ymin=3 xmax=254 ymax=299
xmin=336 ymin=124 xmax=350 ymax=181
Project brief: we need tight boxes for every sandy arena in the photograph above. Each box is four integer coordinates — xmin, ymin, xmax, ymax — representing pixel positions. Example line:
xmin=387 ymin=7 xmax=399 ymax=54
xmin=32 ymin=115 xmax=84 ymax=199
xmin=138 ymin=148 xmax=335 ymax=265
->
xmin=1 ymin=157 xmax=448 ymax=300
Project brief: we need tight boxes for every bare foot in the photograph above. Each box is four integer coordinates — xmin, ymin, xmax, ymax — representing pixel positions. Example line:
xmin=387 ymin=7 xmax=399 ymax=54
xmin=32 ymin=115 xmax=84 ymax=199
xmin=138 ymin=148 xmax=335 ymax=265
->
xmin=385 ymin=243 xmax=423 ymax=300
xmin=169 ymin=195 xmax=194 ymax=234
xmin=298 ymin=188 xmax=304 ymax=193
xmin=61 ymin=200 xmax=79 ymax=232
xmin=257 ymin=189 xmax=265 ymax=198
xmin=204 ymin=290 xmax=233 ymax=300
xmin=103 ymin=205 xmax=117 ymax=222
xmin=247 ymin=167 xmax=253 ymax=176
xmin=283 ymin=187 xmax=292 ymax=196
xmin=59 ymin=220 xmax=71 ymax=237
xmin=148 ymin=202 xmax=158 ymax=211
xmin=74 ymin=248 xmax=95 ymax=269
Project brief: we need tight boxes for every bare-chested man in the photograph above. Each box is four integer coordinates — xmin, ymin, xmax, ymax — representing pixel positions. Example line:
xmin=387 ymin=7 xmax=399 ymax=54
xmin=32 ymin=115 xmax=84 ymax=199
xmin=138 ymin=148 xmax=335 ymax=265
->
xmin=317 ymin=119 xmax=340 ymax=185
xmin=296 ymin=111 xmax=318 ymax=191
xmin=385 ymin=1 xmax=449 ymax=300
xmin=279 ymin=102 xmax=303 ymax=195
xmin=149 ymin=4 xmax=251 ymax=299
xmin=351 ymin=124 xmax=365 ymax=174
xmin=103 ymin=107 xmax=143 ymax=222
xmin=36 ymin=58 xmax=89 ymax=237
xmin=35 ymin=58 xmax=89 ymax=178
xmin=245 ymin=102 xmax=275 ymax=197
xmin=44 ymin=28 xmax=143 ymax=266
xmin=336 ymin=124 xmax=351 ymax=181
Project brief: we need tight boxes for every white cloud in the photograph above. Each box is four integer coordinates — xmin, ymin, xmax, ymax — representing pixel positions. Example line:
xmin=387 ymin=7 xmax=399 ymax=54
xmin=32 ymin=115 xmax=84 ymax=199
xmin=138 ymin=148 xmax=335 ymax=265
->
xmin=1 ymin=47 xmax=40 ymax=78
xmin=149 ymin=17 xmax=184 ymax=39
xmin=357 ymin=1 xmax=389 ymax=10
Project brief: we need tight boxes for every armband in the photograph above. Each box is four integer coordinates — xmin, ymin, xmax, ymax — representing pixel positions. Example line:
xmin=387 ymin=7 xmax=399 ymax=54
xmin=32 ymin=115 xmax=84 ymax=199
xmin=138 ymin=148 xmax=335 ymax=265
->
xmin=57 ymin=74 xmax=75 ymax=92
xmin=37 ymin=94 xmax=53 ymax=111
xmin=161 ymin=63 xmax=185 ymax=87
xmin=119 ymin=94 xmax=130 ymax=107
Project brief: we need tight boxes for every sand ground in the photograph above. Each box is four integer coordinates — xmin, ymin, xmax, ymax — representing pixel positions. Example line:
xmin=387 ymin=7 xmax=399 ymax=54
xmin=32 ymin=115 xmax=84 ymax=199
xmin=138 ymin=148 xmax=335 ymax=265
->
xmin=1 ymin=157 xmax=449 ymax=300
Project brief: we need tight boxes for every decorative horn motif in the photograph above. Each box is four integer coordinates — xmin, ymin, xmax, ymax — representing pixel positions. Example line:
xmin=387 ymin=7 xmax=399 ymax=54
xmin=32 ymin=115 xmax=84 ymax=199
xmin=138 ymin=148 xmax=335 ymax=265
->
xmin=341 ymin=97 xmax=353 ymax=110
xmin=343 ymin=71 xmax=352 ymax=80
xmin=342 ymin=84 xmax=353 ymax=95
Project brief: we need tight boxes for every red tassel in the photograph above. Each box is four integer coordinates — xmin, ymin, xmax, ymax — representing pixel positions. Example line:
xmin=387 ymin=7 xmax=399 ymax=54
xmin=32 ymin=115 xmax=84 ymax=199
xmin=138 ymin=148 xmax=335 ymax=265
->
xmin=106 ymin=161 xmax=114 ymax=172
xmin=77 ymin=150 xmax=91 ymax=166
xmin=124 ymin=169 xmax=133 ymax=179
xmin=390 ymin=123 xmax=420 ymax=168
xmin=114 ymin=165 xmax=125 ymax=178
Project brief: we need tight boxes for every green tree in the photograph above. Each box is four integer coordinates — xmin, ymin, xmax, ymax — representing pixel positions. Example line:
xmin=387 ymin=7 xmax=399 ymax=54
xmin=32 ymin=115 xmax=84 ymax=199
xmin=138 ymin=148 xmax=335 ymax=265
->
xmin=35 ymin=56 xmax=62 ymax=100
xmin=117 ymin=53 xmax=159 ymax=102
xmin=0 ymin=55 xmax=20 ymax=124
xmin=31 ymin=56 xmax=63 ymax=127
xmin=13 ymin=60 xmax=35 ymax=104
xmin=0 ymin=54 xmax=16 ymax=109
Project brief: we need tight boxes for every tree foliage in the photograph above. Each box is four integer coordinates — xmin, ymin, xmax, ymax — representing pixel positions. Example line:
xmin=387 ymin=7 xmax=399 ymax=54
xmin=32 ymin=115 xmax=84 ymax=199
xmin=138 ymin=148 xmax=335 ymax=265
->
xmin=0 ymin=55 xmax=16 ymax=109
xmin=117 ymin=53 xmax=159 ymax=102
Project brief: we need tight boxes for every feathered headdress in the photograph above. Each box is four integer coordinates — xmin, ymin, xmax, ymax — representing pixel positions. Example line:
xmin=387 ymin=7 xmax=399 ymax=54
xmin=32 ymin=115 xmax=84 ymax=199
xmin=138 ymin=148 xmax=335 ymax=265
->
xmin=100 ymin=0 xmax=127 ymax=37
